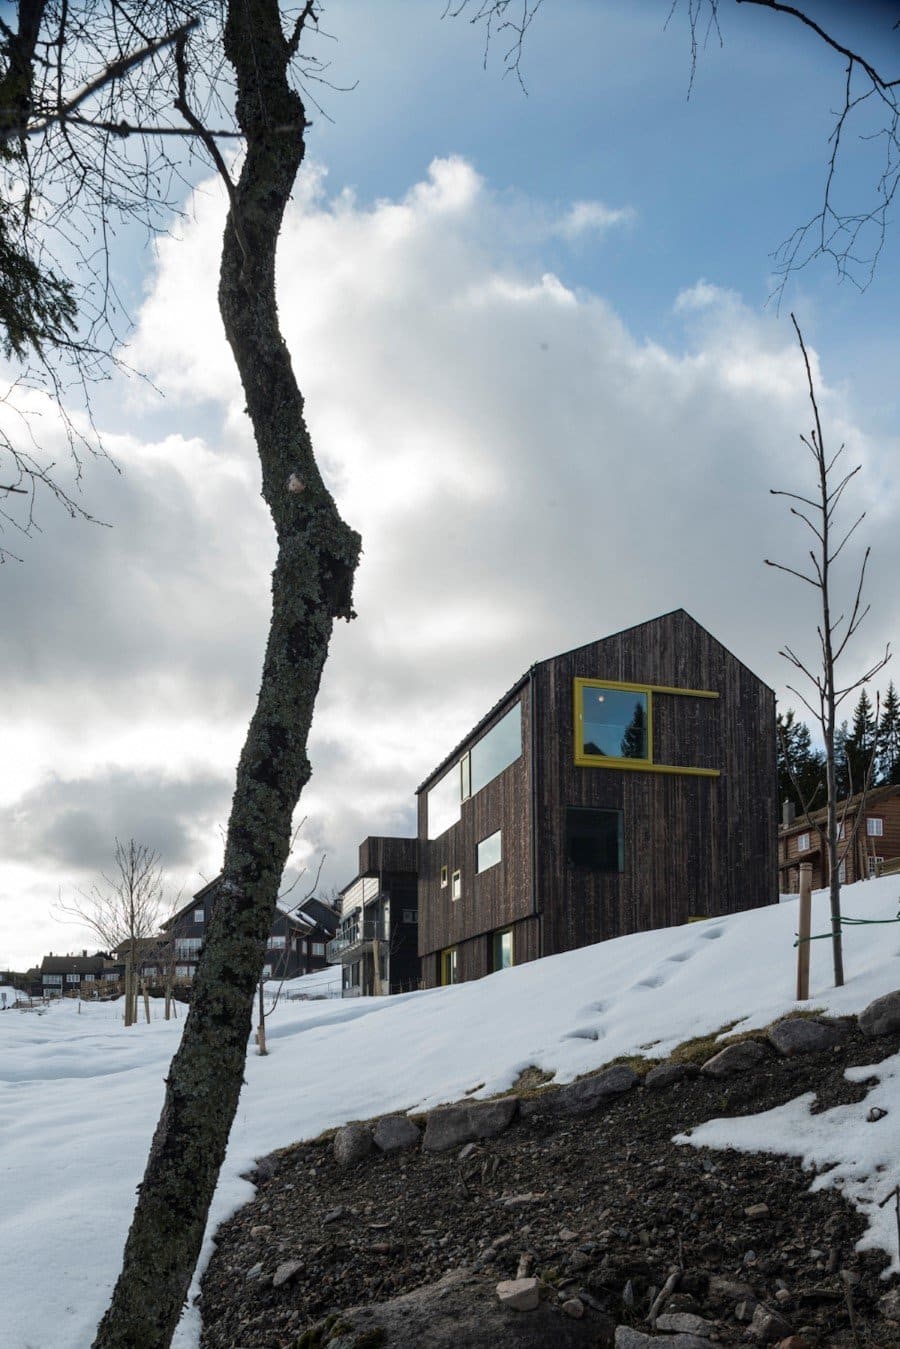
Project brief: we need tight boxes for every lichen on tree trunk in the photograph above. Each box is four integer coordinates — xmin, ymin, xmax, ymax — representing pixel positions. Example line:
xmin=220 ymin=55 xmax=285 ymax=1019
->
xmin=93 ymin=4 xmax=360 ymax=1345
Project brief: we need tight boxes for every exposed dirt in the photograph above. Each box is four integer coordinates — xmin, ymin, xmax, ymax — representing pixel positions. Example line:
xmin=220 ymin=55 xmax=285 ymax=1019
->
xmin=199 ymin=1019 xmax=900 ymax=1348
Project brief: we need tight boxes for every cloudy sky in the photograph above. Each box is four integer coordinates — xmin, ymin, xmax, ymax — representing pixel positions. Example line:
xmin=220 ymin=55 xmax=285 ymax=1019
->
xmin=2 ymin=1 xmax=899 ymax=970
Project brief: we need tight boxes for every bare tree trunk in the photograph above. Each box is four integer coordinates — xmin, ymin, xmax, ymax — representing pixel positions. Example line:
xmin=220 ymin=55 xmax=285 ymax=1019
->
xmin=256 ymin=977 xmax=267 ymax=1056
xmin=93 ymin=5 xmax=360 ymax=1345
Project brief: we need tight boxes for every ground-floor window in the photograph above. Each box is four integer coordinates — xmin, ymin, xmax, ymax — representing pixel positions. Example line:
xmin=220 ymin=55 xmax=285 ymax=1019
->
xmin=439 ymin=946 xmax=458 ymax=986
xmin=565 ymin=806 xmax=624 ymax=872
xmin=490 ymin=928 xmax=514 ymax=972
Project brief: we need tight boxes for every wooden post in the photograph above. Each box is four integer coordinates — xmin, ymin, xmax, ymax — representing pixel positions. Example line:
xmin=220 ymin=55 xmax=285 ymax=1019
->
xmin=256 ymin=977 xmax=267 ymax=1056
xmin=796 ymin=862 xmax=812 ymax=1001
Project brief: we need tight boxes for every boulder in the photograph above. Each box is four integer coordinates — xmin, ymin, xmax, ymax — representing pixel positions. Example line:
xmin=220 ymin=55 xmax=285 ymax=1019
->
xmin=496 ymin=1277 xmax=540 ymax=1311
xmin=767 ymin=1018 xmax=844 ymax=1057
xmin=644 ymin=1061 xmax=700 ymax=1090
xmin=423 ymin=1096 xmax=519 ymax=1152
xmin=701 ymin=1039 xmax=766 ymax=1078
xmin=655 ymin=1311 xmax=718 ymax=1335
xmin=749 ymin=1303 xmax=794 ymax=1343
xmin=614 ymin=1330 xmax=713 ymax=1348
xmin=858 ymin=989 xmax=900 ymax=1037
xmin=373 ymin=1113 xmax=421 ymax=1153
xmin=550 ymin=1065 xmax=641 ymax=1115
xmin=332 ymin=1122 xmax=374 ymax=1168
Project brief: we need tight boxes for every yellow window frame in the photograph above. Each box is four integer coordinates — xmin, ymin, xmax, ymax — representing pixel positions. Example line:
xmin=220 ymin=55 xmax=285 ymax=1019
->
xmin=573 ymin=677 xmax=720 ymax=778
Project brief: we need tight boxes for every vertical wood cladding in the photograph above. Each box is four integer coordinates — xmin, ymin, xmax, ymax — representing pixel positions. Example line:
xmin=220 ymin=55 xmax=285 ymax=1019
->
xmin=537 ymin=610 xmax=776 ymax=956
xmin=418 ymin=686 xmax=535 ymax=972
xmin=417 ymin=610 xmax=777 ymax=985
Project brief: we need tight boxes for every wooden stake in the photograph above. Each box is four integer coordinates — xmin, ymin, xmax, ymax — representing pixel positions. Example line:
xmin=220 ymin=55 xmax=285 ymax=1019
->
xmin=796 ymin=862 xmax=812 ymax=1001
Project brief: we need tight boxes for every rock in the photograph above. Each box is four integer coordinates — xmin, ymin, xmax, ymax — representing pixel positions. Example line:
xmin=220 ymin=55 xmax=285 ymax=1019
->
xmin=244 ymin=1262 xmax=263 ymax=1281
xmin=271 ymin=1259 xmax=302 ymax=1289
xmin=559 ymin=1227 xmax=579 ymax=1241
xmin=708 ymin=1276 xmax=755 ymax=1301
xmin=249 ymin=1224 xmax=271 ymax=1237
xmin=749 ymin=1302 xmax=794 ymax=1343
xmin=774 ymin=1339 xmax=812 ymax=1348
xmin=333 ymin=1122 xmax=375 ymax=1167
xmin=552 ymin=1065 xmax=641 ymax=1114
xmin=745 ymin=1202 xmax=770 ymax=1219
xmin=701 ymin=1039 xmax=767 ymax=1077
xmin=655 ymin=1311 xmax=718 ymax=1336
xmin=423 ymin=1097 xmax=519 ymax=1152
xmin=879 ymin=1286 xmax=900 ymax=1323
xmin=614 ymin=1331 xmax=712 ymax=1348
xmin=562 ymin=1298 xmax=585 ymax=1318
xmin=372 ymin=1112 xmax=421 ymax=1153
xmin=322 ymin=1206 xmax=344 ymax=1225
xmin=767 ymin=1018 xmax=843 ymax=1057
xmin=316 ymin=1269 xmax=602 ymax=1348
xmin=644 ymin=1061 xmax=700 ymax=1089
xmin=858 ymin=989 xmax=900 ymax=1037
xmin=496 ymin=1276 xmax=541 ymax=1311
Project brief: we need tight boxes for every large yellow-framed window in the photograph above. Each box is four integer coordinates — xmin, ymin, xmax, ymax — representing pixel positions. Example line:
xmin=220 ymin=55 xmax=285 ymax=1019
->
xmin=573 ymin=678 xmax=720 ymax=777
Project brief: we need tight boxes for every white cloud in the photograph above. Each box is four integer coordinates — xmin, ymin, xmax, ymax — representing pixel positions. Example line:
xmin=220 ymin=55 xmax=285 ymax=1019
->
xmin=554 ymin=199 xmax=635 ymax=239
xmin=2 ymin=155 xmax=897 ymax=968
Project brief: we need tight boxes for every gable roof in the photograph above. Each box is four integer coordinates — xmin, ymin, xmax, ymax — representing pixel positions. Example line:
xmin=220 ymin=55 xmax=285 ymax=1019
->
xmin=779 ymin=783 xmax=900 ymax=836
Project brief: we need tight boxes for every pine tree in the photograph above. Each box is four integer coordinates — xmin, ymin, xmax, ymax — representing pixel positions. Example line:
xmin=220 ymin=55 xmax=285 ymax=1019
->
xmin=844 ymin=688 xmax=876 ymax=794
xmin=776 ymin=708 xmax=825 ymax=818
xmin=878 ymin=680 xmax=900 ymax=785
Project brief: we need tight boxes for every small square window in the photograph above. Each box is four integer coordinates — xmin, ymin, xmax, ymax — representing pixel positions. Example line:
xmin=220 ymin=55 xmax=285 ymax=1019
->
xmin=797 ymin=832 xmax=810 ymax=853
xmin=193 ymin=908 xmax=204 ymax=924
xmin=451 ymin=869 xmax=461 ymax=901
xmin=440 ymin=864 xmax=448 ymax=889
xmin=838 ymin=860 xmax=847 ymax=883
xmin=867 ymin=817 xmax=884 ymax=837
xmin=565 ymin=807 xmax=623 ymax=872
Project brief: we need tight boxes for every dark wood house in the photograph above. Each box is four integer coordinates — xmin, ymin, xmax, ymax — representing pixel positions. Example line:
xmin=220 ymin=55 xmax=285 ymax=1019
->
xmin=38 ymin=950 xmax=116 ymax=997
xmin=163 ymin=879 xmax=339 ymax=984
xmin=328 ymin=836 xmax=419 ymax=996
xmin=416 ymin=610 xmax=777 ymax=987
xmin=778 ymin=784 xmax=900 ymax=892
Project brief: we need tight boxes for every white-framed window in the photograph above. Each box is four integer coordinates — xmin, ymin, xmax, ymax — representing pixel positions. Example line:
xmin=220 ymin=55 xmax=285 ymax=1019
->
xmin=867 ymin=817 xmax=884 ymax=837
xmin=797 ymin=832 xmax=810 ymax=853
xmin=83 ymin=973 xmax=95 ymax=982
xmin=868 ymin=856 xmax=884 ymax=878
xmin=193 ymin=907 xmax=204 ymax=924
xmin=477 ymin=829 xmax=502 ymax=873
xmin=175 ymin=937 xmax=202 ymax=957
xmin=451 ymin=869 xmax=461 ymax=901
xmin=267 ymin=934 xmax=286 ymax=949
xmin=175 ymin=964 xmax=193 ymax=978
xmin=66 ymin=973 xmax=80 ymax=983
xmin=43 ymin=973 xmax=62 ymax=985
xmin=312 ymin=942 xmax=325 ymax=957
xmin=837 ymin=822 xmax=845 ymax=840
xmin=143 ymin=965 xmax=157 ymax=977
xmin=261 ymin=964 xmax=273 ymax=978
xmin=838 ymin=860 xmax=847 ymax=883
xmin=103 ymin=971 xmax=119 ymax=982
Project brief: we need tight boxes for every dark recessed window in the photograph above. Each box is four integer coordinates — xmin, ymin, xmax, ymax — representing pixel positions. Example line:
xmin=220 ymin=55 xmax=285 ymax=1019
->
xmin=565 ymin=807 xmax=624 ymax=872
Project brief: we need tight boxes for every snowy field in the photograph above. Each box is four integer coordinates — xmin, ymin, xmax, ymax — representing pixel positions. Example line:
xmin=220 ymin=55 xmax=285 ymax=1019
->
xmin=2 ymin=878 xmax=899 ymax=1349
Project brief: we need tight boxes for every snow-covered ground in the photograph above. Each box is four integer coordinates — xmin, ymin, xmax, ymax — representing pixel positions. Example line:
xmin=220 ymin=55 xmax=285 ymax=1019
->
xmin=1 ymin=878 xmax=898 ymax=1349
xmin=0 ymin=982 xmax=27 ymax=1009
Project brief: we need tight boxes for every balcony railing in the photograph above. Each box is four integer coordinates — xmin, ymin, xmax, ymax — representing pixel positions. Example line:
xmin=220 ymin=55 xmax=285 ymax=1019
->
xmin=326 ymin=920 xmax=387 ymax=965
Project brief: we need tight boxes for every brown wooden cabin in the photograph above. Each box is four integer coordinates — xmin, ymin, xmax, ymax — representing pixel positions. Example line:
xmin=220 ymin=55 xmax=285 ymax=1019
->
xmin=416 ymin=609 xmax=777 ymax=987
xmin=329 ymin=836 xmax=419 ymax=996
xmin=778 ymin=783 xmax=900 ymax=892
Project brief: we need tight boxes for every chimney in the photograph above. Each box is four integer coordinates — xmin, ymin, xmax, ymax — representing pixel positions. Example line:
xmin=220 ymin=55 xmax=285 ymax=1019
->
xmin=782 ymin=799 xmax=796 ymax=829
xmin=82 ymin=949 xmax=87 ymax=958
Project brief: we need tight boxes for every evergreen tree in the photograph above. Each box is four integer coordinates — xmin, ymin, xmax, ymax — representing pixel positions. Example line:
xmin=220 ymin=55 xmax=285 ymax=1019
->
xmin=844 ymin=687 xmax=877 ymax=794
xmin=834 ymin=721 xmax=851 ymax=799
xmin=776 ymin=708 xmax=825 ymax=817
xmin=878 ymin=680 xmax=900 ymax=785
xmin=620 ymin=701 xmax=647 ymax=759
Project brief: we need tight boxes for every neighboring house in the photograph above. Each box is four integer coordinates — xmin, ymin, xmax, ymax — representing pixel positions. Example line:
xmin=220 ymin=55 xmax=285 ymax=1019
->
xmin=778 ymin=783 xmax=900 ymax=891
xmin=38 ymin=950 xmax=115 ymax=997
xmin=416 ymin=609 xmax=777 ymax=988
xmin=328 ymin=836 xmax=419 ymax=996
xmin=163 ymin=879 xmax=339 ymax=984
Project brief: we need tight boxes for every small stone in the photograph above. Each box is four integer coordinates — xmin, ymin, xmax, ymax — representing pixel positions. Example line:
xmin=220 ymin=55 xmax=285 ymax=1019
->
xmin=245 ymin=1262 xmax=263 ymax=1281
xmin=496 ymin=1276 xmax=540 ymax=1311
xmin=879 ymin=1286 xmax=900 ymax=1322
xmin=561 ymin=1297 xmax=585 ymax=1318
xmin=701 ymin=1039 xmax=767 ymax=1077
xmin=249 ymin=1224 xmax=271 ymax=1237
xmin=559 ymin=1227 xmax=579 ymax=1241
xmin=867 ymin=1105 xmax=888 ymax=1122
xmin=322 ymin=1207 xmax=344 ymax=1225
xmin=749 ymin=1302 xmax=794 ymax=1343
xmin=568 ymin=1250 xmax=592 ymax=1272
xmin=458 ymin=1142 xmax=478 ymax=1160
xmin=655 ymin=1311 xmax=718 ymax=1336
xmin=774 ymin=1289 xmax=792 ymax=1304
xmin=272 ymin=1259 xmax=302 ymax=1289
xmin=333 ymin=1122 xmax=375 ymax=1167
xmin=745 ymin=1203 xmax=770 ymax=1219
xmin=858 ymin=989 xmax=900 ymax=1036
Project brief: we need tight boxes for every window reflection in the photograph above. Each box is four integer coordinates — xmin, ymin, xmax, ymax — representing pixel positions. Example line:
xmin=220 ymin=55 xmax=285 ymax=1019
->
xmin=581 ymin=686 xmax=648 ymax=760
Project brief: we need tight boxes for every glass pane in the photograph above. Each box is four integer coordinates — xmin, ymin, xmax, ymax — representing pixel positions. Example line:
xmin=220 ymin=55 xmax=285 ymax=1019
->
xmin=492 ymin=929 xmax=513 ymax=970
xmin=566 ymin=807 xmax=624 ymax=872
xmin=477 ymin=829 xmax=502 ymax=873
xmin=471 ymin=703 xmax=522 ymax=795
xmin=460 ymin=753 xmax=471 ymax=801
xmin=428 ymin=765 xmax=462 ymax=839
xmin=581 ymin=686 xmax=648 ymax=760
